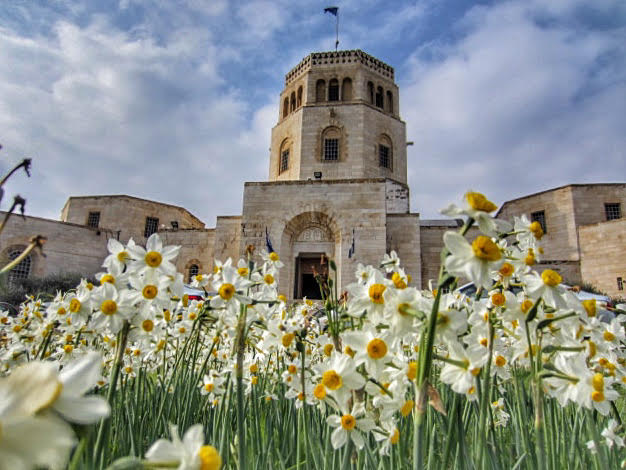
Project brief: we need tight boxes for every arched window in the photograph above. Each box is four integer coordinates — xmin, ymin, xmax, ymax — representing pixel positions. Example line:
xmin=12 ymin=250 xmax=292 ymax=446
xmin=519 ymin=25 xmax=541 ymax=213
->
xmin=279 ymin=139 xmax=290 ymax=174
xmin=375 ymin=86 xmax=384 ymax=108
xmin=283 ymin=98 xmax=289 ymax=119
xmin=188 ymin=264 xmax=199 ymax=283
xmin=386 ymin=91 xmax=393 ymax=113
xmin=321 ymin=127 xmax=341 ymax=161
xmin=297 ymin=86 xmax=303 ymax=108
xmin=367 ymin=82 xmax=374 ymax=104
xmin=290 ymin=91 xmax=296 ymax=112
xmin=328 ymin=79 xmax=339 ymax=101
xmin=342 ymin=78 xmax=352 ymax=101
xmin=378 ymin=134 xmax=393 ymax=169
xmin=7 ymin=247 xmax=31 ymax=285
xmin=316 ymin=79 xmax=326 ymax=102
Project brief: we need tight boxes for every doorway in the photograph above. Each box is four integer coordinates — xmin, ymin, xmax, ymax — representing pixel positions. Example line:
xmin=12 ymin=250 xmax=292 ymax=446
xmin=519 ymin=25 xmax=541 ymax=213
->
xmin=294 ymin=253 xmax=328 ymax=299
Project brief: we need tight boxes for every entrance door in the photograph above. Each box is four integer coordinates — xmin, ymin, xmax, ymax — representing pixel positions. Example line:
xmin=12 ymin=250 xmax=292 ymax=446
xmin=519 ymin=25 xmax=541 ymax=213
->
xmin=294 ymin=254 xmax=328 ymax=300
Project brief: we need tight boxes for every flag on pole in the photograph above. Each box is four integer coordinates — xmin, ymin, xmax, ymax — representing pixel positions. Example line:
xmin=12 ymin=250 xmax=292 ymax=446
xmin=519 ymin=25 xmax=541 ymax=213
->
xmin=324 ymin=6 xmax=340 ymax=50
xmin=348 ymin=229 xmax=355 ymax=258
xmin=324 ymin=6 xmax=338 ymax=16
xmin=265 ymin=227 xmax=274 ymax=253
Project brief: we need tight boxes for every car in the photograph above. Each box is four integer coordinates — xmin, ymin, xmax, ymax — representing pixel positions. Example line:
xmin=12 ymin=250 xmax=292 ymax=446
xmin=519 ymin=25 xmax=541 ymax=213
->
xmin=183 ymin=284 xmax=206 ymax=302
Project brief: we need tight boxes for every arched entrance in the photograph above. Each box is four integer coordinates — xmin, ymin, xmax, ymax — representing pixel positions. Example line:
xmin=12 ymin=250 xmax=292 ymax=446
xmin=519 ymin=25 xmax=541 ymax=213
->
xmin=279 ymin=212 xmax=341 ymax=300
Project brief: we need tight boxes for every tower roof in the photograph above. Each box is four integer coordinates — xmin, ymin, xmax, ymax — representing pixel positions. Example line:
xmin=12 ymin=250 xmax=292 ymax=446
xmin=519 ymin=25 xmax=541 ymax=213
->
xmin=285 ymin=50 xmax=394 ymax=87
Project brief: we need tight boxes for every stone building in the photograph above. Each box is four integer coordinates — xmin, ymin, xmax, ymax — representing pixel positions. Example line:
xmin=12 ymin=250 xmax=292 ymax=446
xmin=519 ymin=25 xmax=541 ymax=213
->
xmin=1 ymin=50 xmax=624 ymax=299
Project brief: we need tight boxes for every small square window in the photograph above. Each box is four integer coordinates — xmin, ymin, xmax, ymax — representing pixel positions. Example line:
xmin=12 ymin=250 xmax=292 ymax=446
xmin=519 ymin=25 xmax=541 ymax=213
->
xmin=531 ymin=210 xmax=547 ymax=234
xmin=280 ymin=150 xmax=289 ymax=173
xmin=618 ymin=277 xmax=624 ymax=291
xmin=379 ymin=145 xmax=391 ymax=168
xmin=605 ymin=203 xmax=621 ymax=221
xmin=144 ymin=217 xmax=159 ymax=238
xmin=87 ymin=211 xmax=100 ymax=228
xmin=171 ymin=221 xmax=179 ymax=230
xmin=324 ymin=139 xmax=339 ymax=161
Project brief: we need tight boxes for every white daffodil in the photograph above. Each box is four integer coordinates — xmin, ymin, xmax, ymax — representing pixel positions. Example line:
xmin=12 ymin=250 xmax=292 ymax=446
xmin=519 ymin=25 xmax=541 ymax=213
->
xmin=380 ymin=251 xmax=400 ymax=273
xmin=342 ymin=326 xmax=397 ymax=378
xmin=441 ymin=191 xmax=511 ymax=236
xmin=313 ymin=353 xmax=366 ymax=407
xmin=89 ymin=283 xmax=136 ymax=334
xmin=523 ymin=269 xmax=569 ymax=309
xmin=102 ymin=237 xmax=135 ymax=274
xmin=145 ymin=424 xmax=221 ymax=470
xmin=260 ymin=250 xmax=284 ymax=269
xmin=128 ymin=233 xmax=180 ymax=277
xmin=326 ymin=402 xmax=376 ymax=450
xmin=346 ymin=268 xmax=391 ymax=322
xmin=443 ymin=232 xmax=503 ymax=289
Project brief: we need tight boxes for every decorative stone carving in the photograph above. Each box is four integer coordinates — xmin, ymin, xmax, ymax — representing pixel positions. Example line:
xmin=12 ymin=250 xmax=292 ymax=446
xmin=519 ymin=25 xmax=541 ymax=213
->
xmin=296 ymin=226 xmax=330 ymax=242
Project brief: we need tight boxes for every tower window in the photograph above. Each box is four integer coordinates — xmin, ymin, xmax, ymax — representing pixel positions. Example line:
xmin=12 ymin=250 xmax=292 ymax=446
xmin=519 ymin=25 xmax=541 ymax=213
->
xmin=618 ymin=277 xmax=624 ymax=291
xmin=531 ymin=211 xmax=547 ymax=234
xmin=188 ymin=264 xmax=199 ymax=283
xmin=297 ymin=86 xmax=303 ymax=107
xmin=290 ymin=91 xmax=296 ymax=112
xmin=367 ymin=82 xmax=374 ymax=104
xmin=379 ymin=145 xmax=391 ymax=168
xmin=342 ymin=78 xmax=352 ymax=101
xmin=324 ymin=139 xmax=339 ymax=161
xmin=144 ymin=216 xmax=159 ymax=238
xmin=283 ymin=98 xmax=289 ymax=118
xmin=7 ymin=247 xmax=31 ymax=284
xmin=329 ymin=79 xmax=339 ymax=101
xmin=375 ymin=86 xmax=384 ymax=108
xmin=171 ymin=221 xmax=179 ymax=229
xmin=280 ymin=149 xmax=290 ymax=173
xmin=386 ymin=91 xmax=394 ymax=113
xmin=87 ymin=211 xmax=100 ymax=228
xmin=605 ymin=203 xmax=621 ymax=220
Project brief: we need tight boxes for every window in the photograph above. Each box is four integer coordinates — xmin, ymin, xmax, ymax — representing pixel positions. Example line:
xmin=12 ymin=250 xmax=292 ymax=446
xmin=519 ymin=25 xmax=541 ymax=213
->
xmin=171 ymin=221 xmax=179 ymax=229
xmin=283 ymin=98 xmax=289 ymax=118
xmin=618 ymin=277 xmax=624 ymax=291
xmin=328 ymin=79 xmax=339 ymax=101
xmin=367 ymin=82 xmax=374 ymax=104
xmin=605 ymin=203 xmax=621 ymax=221
xmin=386 ymin=90 xmax=394 ymax=113
xmin=280 ymin=149 xmax=289 ymax=173
xmin=379 ymin=145 xmax=391 ymax=168
xmin=316 ymin=79 xmax=326 ymax=102
xmin=87 ymin=211 xmax=100 ymax=228
xmin=290 ymin=92 xmax=296 ymax=112
xmin=324 ymin=139 xmax=339 ymax=161
xmin=296 ymin=86 xmax=303 ymax=107
xmin=188 ymin=264 xmax=199 ymax=283
xmin=375 ymin=86 xmax=384 ymax=108
xmin=531 ymin=210 xmax=547 ymax=234
xmin=7 ymin=248 xmax=31 ymax=284
xmin=144 ymin=217 xmax=159 ymax=238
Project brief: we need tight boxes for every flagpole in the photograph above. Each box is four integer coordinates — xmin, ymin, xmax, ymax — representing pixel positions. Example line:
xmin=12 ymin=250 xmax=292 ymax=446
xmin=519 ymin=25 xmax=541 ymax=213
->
xmin=335 ymin=10 xmax=339 ymax=51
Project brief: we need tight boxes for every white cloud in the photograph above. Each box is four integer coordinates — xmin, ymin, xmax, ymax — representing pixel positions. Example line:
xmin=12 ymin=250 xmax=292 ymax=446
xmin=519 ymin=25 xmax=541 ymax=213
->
xmin=402 ymin=0 xmax=626 ymax=217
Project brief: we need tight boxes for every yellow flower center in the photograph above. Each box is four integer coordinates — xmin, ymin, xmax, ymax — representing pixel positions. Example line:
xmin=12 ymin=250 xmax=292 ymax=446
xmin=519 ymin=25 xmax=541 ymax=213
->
xmin=587 ymin=340 xmax=597 ymax=358
xmin=391 ymin=272 xmax=407 ymax=289
xmin=521 ymin=299 xmax=534 ymax=314
xmin=63 ymin=344 xmax=73 ymax=354
xmin=529 ymin=221 xmax=544 ymax=240
xmin=401 ymin=399 xmax=414 ymax=417
xmin=397 ymin=302 xmax=412 ymax=316
xmin=369 ymin=284 xmax=386 ymax=304
xmin=499 ymin=262 xmax=514 ymax=277
xmin=145 ymin=251 xmax=162 ymax=268
xmin=314 ymin=383 xmax=326 ymax=399
xmin=57 ymin=307 xmax=67 ymax=316
xmin=407 ymin=361 xmax=418 ymax=381
xmin=141 ymin=319 xmax=154 ymax=332
xmin=604 ymin=331 xmax=616 ymax=342
xmin=101 ymin=300 xmax=118 ymax=315
xmin=238 ymin=267 xmax=249 ymax=277
xmin=344 ymin=346 xmax=355 ymax=357
xmin=100 ymin=274 xmax=115 ymax=284
xmin=582 ymin=299 xmax=596 ymax=317
xmin=269 ymin=252 xmax=280 ymax=262
xmin=142 ymin=285 xmax=158 ymax=299
xmin=541 ymin=269 xmax=562 ymax=287
xmin=471 ymin=368 xmax=481 ymax=377
xmin=495 ymin=355 xmax=507 ymax=367
xmin=117 ymin=251 xmax=129 ymax=262
xmin=341 ymin=414 xmax=356 ymax=431
xmin=592 ymin=373 xmax=604 ymax=392
xmin=205 ymin=383 xmax=214 ymax=393
xmin=278 ymin=294 xmax=287 ymax=303
xmin=179 ymin=327 xmax=186 ymax=334
xmin=323 ymin=343 xmax=334 ymax=356
xmin=471 ymin=236 xmax=501 ymax=261
xmin=86 ymin=282 xmax=94 ymax=290
xmin=491 ymin=292 xmax=506 ymax=307
xmin=591 ymin=391 xmax=605 ymax=402
xmin=249 ymin=364 xmax=258 ymax=373
xmin=219 ymin=283 xmax=235 ymax=300
xmin=322 ymin=370 xmax=343 ymax=390
xmin=264 ymin=274 xmax=275 ymax=285
xmin=480 ymin=338 xmax=488 ymax=347
xmin=390 ymin=428 xmax=400 ymax=445
xmin=251 ymin=376 xmax=258 ymax=385
xmin=282 ymin=333 xmax=295 ymax=348
xmin=69 ymin=298 xmax=81 ymax=313
xmin=288 ymin=364 xmax=297 ymax=374
xmin=197 ymin=445 xmax=222 ymax=470
xmin=466 ymin=191 xmax=497 ymax=212
xmin=367 ymin=338 xmax=388 ymax=359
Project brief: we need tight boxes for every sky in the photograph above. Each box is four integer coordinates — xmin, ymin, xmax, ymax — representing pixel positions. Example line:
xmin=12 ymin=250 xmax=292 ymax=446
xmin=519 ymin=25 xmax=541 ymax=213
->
xmin=1 ymin=0 xmax=624 ymax=225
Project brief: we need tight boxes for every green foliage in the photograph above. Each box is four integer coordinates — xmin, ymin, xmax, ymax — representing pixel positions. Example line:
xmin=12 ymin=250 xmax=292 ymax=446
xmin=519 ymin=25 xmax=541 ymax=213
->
xmin=0 ymin=272 xmax=95 ymax=309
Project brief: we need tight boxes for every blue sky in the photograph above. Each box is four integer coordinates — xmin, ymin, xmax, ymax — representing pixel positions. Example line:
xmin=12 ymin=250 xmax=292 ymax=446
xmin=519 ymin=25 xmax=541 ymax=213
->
xmin=1 ymin=0 xmax=624 ymax=225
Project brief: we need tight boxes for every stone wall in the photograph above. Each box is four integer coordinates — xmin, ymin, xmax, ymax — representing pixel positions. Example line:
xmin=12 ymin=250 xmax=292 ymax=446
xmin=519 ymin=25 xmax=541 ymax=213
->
xmin=60 ymin=195 xmax=205 ymax=245
xmin=579 ymin=218 xmax=626 ymax=298
xmin=571 ymin=184 xmax=626 ymax=227
xmin=386 ymin=214 xmax=421 ymax=288
xmin=0 ymin=212 xmax=109 ymax=278
xmin=159 ymin=228 xmax=215 ymax=281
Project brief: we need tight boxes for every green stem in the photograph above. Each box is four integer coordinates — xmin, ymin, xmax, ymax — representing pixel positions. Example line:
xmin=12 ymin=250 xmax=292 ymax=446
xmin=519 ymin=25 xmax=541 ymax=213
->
xmin=93 ymin=321 xmax=130 ymax=467
xmin=477 ymin=311 xmax=495 ymax=468
xmin=342 ymin=438 xmax=354 ymax=470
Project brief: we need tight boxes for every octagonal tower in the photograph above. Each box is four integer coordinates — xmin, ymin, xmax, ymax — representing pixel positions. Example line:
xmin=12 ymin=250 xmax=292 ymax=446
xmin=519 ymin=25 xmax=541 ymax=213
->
xmin=269 ymin=50 xmax=408 ymax=183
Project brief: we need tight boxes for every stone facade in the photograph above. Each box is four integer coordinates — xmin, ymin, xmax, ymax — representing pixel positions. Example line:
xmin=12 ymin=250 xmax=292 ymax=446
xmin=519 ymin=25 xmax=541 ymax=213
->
xmin=1 ymin=50 xmax=624 ymax=300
